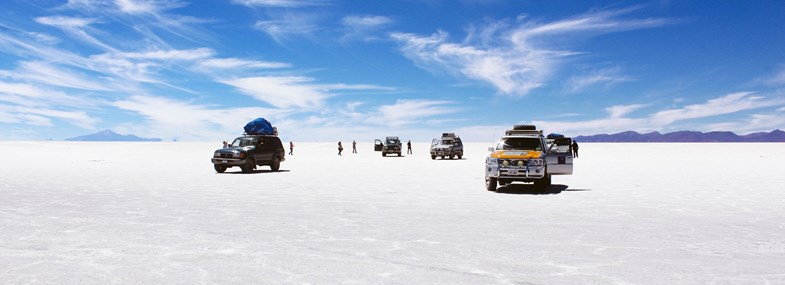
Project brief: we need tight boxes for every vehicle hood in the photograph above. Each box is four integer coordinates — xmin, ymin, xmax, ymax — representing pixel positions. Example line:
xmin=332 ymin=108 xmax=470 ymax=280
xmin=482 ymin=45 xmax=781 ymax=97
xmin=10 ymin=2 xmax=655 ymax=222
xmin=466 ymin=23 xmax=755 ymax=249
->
xmin=215 ymin=146 xmax=253 ymax=153
xmin=490 ymin=150 xmax=543 ymax=159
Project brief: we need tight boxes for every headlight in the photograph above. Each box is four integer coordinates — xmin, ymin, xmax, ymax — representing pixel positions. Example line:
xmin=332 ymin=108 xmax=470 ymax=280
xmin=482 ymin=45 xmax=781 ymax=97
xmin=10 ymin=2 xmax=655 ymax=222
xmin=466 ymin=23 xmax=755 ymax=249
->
xmin=486 ymin=157 xmax=498 ymax=166
xmin=529 ymin=159 xmax=544 ymax=166
xmin=502 ymin=160 xmax=510 ymax=167
xmin=517 ymin=160 xmax=525 ymax=167
xmin=214 ymin=152 xmax=220 ymax=157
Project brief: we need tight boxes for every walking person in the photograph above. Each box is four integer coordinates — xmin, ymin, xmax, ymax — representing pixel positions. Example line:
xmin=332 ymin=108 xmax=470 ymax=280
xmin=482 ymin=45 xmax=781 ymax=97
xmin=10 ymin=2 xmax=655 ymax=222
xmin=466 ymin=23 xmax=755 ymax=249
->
xmin=352 ymin=140 xmax=357 ymax=154
xmin=289 ymin=141 xmax=294 ymax=155
xmin=406 ymin=140 xmax=412 ymax=155
xmin=571 ymin=140 xmax=579 ymax=158
xmin=338 ymin=141 xmax=344 ymax=156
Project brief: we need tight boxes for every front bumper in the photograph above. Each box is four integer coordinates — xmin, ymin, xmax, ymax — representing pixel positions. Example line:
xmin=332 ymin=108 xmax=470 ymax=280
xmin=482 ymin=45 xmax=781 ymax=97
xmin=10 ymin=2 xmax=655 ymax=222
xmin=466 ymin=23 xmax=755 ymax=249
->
xmin=486 ymin=165 xmax=546 ymax=180
xmin=211 ymin=158 xmax=248 ymax=166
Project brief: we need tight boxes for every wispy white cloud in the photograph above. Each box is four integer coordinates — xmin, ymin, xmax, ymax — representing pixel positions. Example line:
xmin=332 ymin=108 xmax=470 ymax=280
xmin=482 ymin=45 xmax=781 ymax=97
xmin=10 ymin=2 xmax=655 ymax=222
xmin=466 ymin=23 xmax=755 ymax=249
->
xmin=376 ymin=99 xmax=460 ymax=127
xmin=531 ymin=92 xmax=785 ymax=135
xmin=391 ymin=8 xmax=670 ymax=96
xmin=195 ymin=58 xmax=290 ymax=70
xmin=0 ymin=61 xmax=111 ymax=91
xmin=649 ymin=92 xmax=780 ymax=126
xmin=566 ymin=66 xmax=636 ymax=93
xmin=221 ymin=76 xmax=391 ymax=109
xmin=606 ymin=104 xmax=646 ymax=118
xmin=112 ymin=95 xmax=291 ymax=140
xmin=35 ymin=16 xmax=97 ymax=28
xmin=0 ymin=104 xmax=98 ymax=128
xmin=341 ymin=15 xmax=393 ymax=41
xmin=232 ymin=0 xmax=328 ymax=8
xmin=254 ymin=13 xmax=322 ymax=43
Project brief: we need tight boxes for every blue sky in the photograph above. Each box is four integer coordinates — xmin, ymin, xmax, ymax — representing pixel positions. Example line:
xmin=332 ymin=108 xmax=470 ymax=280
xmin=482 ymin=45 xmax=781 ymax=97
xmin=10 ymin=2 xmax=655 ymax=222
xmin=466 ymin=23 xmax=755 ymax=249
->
xmin=1 ymin=0 xmax=785 ymax=142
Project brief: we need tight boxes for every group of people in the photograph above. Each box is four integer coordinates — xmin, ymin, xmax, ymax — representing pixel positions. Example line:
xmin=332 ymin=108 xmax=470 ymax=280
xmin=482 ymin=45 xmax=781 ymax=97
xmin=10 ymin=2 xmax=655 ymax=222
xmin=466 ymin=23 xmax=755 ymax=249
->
xmin=228 ymin=139 xmax=578 ymax=158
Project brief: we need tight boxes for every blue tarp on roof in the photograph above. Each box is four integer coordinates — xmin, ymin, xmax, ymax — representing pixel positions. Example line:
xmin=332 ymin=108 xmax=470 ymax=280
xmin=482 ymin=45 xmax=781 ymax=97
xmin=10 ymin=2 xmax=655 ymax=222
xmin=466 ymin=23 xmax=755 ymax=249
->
xmin=243 ymin=118 xmax=275 ymax=135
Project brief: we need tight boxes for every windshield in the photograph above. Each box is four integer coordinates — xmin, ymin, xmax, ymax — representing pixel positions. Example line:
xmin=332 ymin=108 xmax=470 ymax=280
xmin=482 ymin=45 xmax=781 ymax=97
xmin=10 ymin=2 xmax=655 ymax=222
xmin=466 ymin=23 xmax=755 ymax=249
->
xmin=440 ymin=139 xmax=454 ymax=145
xmin=231 ymin=137 xmax=257 ymax=147
xmin=386 ymin=139 xmax=399 ymax=145
xmin=497 ymin=137 xmax=543 ymax=151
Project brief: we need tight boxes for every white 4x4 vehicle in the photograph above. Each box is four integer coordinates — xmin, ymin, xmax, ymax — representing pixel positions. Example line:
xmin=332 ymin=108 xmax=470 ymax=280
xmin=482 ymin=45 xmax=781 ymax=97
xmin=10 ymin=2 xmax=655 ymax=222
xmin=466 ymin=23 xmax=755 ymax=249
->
xmin=484 ymin=125 xmax=574 ymax=191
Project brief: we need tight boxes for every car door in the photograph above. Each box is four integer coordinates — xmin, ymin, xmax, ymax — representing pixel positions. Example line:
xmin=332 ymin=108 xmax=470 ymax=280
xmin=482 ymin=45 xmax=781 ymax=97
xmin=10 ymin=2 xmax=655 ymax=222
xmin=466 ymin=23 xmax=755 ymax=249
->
xmin=256 ymin=137 xmax=273 ymax=163
xmin=374 ymin=139 xmax=383 ymax=151
xmin=546 ymin=137 xmax=573 ymax=175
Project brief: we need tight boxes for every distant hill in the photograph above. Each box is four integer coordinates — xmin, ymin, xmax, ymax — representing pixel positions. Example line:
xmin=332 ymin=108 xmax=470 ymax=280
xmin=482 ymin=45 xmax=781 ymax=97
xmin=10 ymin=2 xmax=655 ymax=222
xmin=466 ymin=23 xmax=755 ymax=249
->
xmin=574 ymin=129 xmax=785 ymax=142
xmin=65 ymin=129 xmax=161 ymax=142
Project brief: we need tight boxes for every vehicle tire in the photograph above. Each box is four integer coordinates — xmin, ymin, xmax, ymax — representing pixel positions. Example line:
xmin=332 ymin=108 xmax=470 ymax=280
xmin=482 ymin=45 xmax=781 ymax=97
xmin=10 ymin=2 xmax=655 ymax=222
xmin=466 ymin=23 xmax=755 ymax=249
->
xmin=441 ymin=156 xmax=445 ymax=159
xmin=398 ymin=152 xmax=401 ymax=157
xmin=431 ymin=155 xmax=436 ymax=160
xmin=485 ymin=177 xmax=497 ymax=191
xmin=534 ymin=174 xmax=551 ymax=190
xmin=241 ymin=158 xmax=255 ymax=173
xmin=214 ymin=165 xmax=226 ymax=173
xmin=382 ymin=152 xmax=386 ymax=157
xmin=270 ymin=156 xmax=281 ymax=172
xmin=457 ymin=154 xmax=463 ymax=159
xmin=449 ymin=155 xmax=454 ymax=159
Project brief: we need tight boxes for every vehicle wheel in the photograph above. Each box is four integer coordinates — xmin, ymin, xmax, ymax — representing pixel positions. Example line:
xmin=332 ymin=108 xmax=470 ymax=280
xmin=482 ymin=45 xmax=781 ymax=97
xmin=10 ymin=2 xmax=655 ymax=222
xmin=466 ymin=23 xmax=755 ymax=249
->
xmin=270 ymin=156 xmax=281 ymax=172
xmin=449 ymin=155 xmax=454 ymax=159
xmin=382 ymin=152 xmax=386 ymax=157
xmin=214 ymin=165 xmax=226 ymax=173
xmin=431 ymin=155 xmax=436 ymax=160
xmin=457 ymin=154 xmax=463 ymax=159
xmin=485 ymin=177 xmax=497 ymax=191
xmin=398 ymin=152 xmax=401 ymax=157
xmin=241 ymin=158 xmax=255 ymax=173
xmin=441 ymin=156 xmax=445 ymax=159
xmin=534 ymin=174 xmax=551 ymax=190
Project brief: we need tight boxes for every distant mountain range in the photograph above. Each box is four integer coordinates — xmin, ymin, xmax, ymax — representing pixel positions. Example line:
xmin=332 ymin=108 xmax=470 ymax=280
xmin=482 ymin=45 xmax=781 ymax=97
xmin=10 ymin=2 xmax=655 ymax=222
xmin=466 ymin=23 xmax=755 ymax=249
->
xmin=65 ymin=129 xmax=161 ymax=142
xmin=574 ymin=129 xmax=785 ymax=142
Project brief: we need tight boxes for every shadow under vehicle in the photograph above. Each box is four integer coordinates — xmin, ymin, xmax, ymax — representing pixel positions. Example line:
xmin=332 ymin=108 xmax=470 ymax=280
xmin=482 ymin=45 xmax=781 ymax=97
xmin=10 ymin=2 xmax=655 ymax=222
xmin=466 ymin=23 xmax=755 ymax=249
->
xmin=211 ymin=134 xmax=285 ymax=173
xmin=374 ymin=136 xmax=402 ymax=157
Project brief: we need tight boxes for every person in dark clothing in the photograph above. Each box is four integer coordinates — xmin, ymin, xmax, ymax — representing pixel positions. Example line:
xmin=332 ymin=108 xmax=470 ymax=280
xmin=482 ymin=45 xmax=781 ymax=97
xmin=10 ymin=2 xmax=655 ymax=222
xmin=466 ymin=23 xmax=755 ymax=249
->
xmin=406 ymin=140 xmax=412 ymax=154
xmin=352 ymin=140 xmax=357 ymax=154
xmin=572 ymin=140 xmax=579 ymax=158
xmin=338 ymin=141 xmax=344 ymax=156
xmin=289 ymin=141 xmax=294 ymax=155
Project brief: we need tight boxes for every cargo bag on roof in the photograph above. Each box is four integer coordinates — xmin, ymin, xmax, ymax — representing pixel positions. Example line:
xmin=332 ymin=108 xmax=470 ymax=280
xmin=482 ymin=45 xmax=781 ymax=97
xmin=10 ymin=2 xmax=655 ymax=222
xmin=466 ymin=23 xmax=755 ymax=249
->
xmin=243 ymin=118 xmax=275 ymax=135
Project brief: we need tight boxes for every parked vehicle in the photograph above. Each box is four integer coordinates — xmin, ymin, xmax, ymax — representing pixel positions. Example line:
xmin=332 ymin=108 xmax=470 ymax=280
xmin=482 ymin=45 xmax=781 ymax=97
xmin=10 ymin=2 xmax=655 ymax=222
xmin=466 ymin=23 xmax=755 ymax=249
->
xmin=430 ymin=133 xmax=464 ymax=159
xmin=484 ymin=125 xmax=574 ymax=191
xmin=374 ymin=136 xmax=402 ymax=157
xmin=211 ymin=134 xmax=285 ymax=173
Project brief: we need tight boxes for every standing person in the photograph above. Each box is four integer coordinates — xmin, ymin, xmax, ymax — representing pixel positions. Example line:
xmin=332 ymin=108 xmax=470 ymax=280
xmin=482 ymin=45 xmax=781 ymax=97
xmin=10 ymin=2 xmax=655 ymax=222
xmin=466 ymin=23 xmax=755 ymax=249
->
xmin=338 ymin=141 xmax=343 ymax=156
xmin=406 ymin=140 xmax=412 ymax=154
xmin=352 ymin=140 xmax=357 ymax=154
xmin=572 ymin=140 xmax=579 ymax=158
xmin=289 ymin=141 xmax=294 ymax=155
xmin=222 ymin=140 xmax=228 ymax=148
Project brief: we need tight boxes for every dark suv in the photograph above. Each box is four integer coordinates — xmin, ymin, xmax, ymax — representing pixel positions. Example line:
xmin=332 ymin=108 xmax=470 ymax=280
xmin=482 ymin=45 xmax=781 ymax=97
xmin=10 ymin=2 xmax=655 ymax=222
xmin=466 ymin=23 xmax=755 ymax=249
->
xmin=211 ymin=135 xmax=285 ymax=173
xmin=374 ymin=136 xmax=402 ymax=157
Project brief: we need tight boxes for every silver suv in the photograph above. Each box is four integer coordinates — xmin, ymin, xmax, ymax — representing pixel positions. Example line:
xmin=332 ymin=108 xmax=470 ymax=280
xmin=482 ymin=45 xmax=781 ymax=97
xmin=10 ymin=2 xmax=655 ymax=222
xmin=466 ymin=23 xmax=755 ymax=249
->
xmin=430 ymin=133 xmax=463 ymax=159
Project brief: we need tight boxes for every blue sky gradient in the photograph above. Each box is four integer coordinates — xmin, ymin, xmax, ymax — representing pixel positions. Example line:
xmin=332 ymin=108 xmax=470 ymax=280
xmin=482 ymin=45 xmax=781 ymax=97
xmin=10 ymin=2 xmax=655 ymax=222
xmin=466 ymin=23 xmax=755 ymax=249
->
xmin=1 ymin=0 xmax=784 ymax=142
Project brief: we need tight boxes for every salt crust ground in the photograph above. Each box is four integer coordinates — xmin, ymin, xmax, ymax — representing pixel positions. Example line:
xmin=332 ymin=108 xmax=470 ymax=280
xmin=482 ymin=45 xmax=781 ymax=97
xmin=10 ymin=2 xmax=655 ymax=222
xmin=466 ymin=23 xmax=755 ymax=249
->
xmin=1 ymin=142 xmax=784 ymax=284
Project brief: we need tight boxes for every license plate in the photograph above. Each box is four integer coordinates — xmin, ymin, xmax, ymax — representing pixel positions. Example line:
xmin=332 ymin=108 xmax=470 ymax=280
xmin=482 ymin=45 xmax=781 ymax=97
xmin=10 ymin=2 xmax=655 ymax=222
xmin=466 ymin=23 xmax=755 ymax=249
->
xmin=222 ymin=160 xmax=228 ymax=163
xmin=508 ymin=169 xmax=519 ymax=175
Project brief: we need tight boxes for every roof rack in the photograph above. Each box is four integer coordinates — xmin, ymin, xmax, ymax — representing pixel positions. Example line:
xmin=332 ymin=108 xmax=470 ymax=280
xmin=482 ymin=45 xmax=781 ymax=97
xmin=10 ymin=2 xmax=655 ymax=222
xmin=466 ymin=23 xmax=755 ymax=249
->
xmin=505 ymin=129 xmax=543 ymax=136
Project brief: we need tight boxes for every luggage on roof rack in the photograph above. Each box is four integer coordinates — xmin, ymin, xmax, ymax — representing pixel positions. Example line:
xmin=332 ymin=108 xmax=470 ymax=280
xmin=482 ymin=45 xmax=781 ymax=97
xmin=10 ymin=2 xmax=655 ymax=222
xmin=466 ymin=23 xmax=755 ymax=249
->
xmin=243 ymin=118 xmax=277 ymax=136
xmin=513 ymin=124 xmax=537 ymax=131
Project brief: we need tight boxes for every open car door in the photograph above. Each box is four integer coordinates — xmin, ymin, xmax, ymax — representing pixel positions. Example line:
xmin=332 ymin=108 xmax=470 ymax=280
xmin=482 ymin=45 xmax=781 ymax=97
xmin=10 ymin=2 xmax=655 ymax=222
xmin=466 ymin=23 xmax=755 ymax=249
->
xmin=546 ymin=137 xmax=573 ymax=175
xmin=374 ymin=139 xmax=383 ymax=151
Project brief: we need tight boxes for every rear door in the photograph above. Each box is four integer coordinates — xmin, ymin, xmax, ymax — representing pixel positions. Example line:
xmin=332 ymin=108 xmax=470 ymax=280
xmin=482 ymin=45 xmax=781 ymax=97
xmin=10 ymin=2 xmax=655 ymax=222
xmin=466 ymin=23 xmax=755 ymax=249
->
xmin=256 ymin=137 xmax=274 ymax=163
xmin=374 ymin=139 xmax=383 ymax=151
xmin=546 ymin=137 xmax=573 ymax=175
